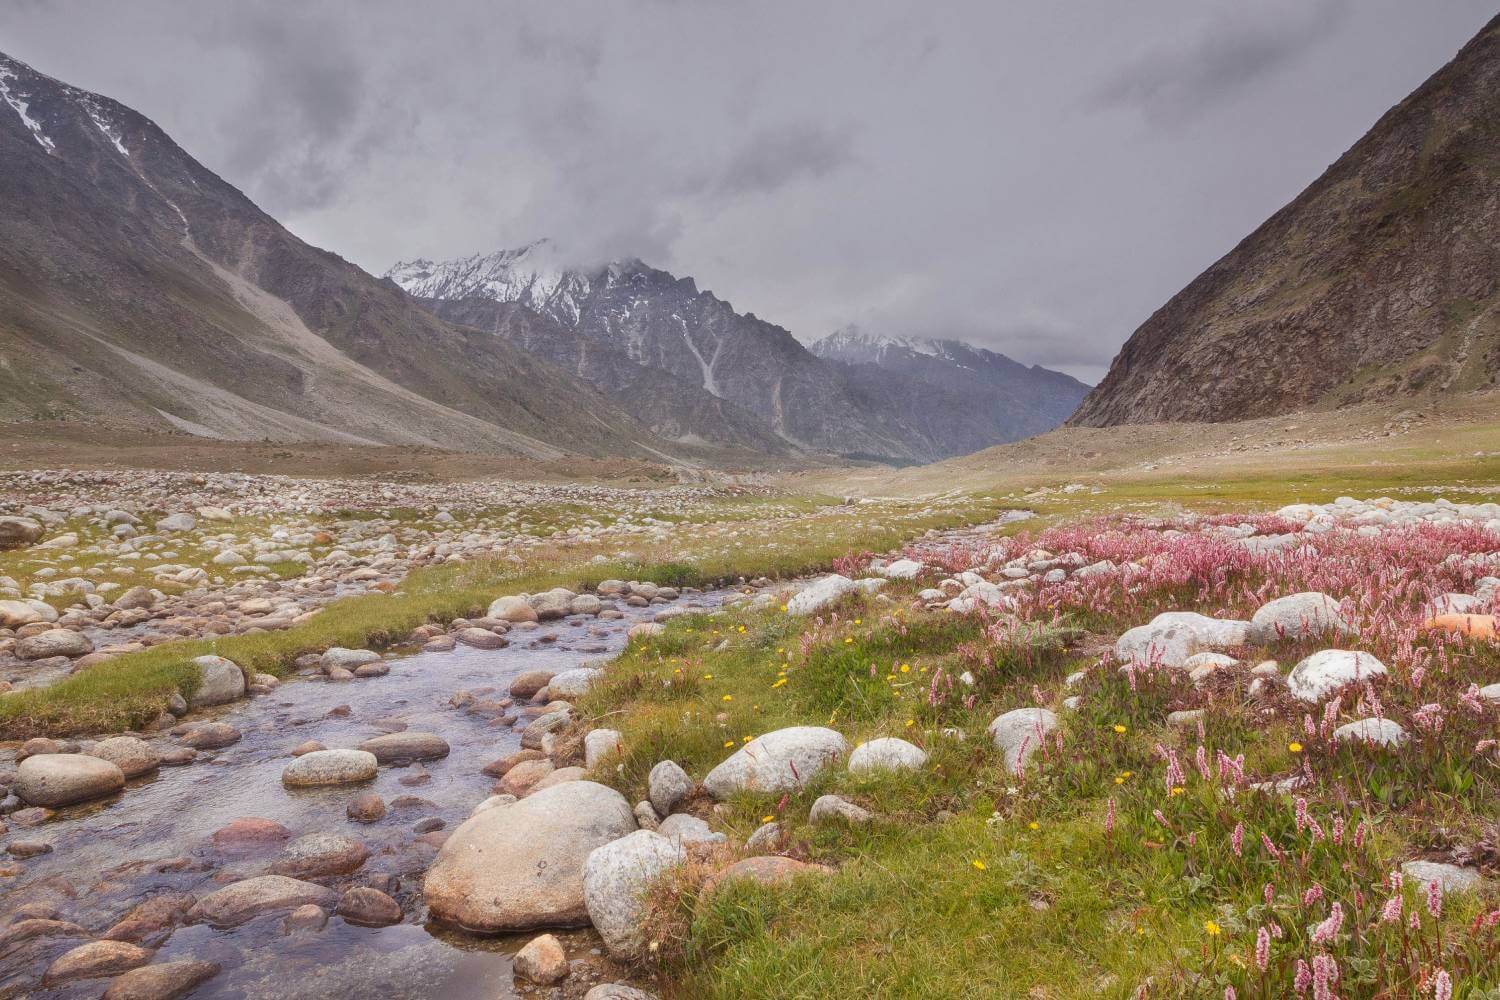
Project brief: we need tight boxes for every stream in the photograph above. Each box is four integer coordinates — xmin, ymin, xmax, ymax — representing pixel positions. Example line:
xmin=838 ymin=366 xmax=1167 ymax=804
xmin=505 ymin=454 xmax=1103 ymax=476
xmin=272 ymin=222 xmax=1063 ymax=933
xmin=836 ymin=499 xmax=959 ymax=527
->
xmin=1 ymin=586 xmax=728 ymax=999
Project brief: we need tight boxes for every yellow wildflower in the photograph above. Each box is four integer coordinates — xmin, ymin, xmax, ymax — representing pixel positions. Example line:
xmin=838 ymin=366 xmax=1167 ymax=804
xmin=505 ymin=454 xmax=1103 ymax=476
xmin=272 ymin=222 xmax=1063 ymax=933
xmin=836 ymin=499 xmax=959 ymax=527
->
xmin=1204 ymin=921 xmax=1221 ymax=937
xmin=1288 ymin=742 xmax=1303 ymax=753
xmin=1112 ymin=724 xmax=1127 ymax=734
xmin=971 ymin=859 xmax=987 ymax=871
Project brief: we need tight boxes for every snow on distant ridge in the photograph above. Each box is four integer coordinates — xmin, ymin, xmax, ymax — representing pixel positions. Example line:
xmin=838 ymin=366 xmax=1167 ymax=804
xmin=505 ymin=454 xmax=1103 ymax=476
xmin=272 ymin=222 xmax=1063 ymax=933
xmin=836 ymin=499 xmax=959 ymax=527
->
xmin=386 ymin=239 xmax=598 ymax=326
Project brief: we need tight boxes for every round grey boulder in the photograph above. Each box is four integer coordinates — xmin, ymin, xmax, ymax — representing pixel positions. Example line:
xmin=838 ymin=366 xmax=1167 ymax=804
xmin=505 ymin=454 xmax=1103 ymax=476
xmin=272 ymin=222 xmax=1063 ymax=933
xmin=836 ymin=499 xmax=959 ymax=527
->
xmin=320 ymin=647 xmax=382 ymax=671
xmin=1332 ymin=717 xmax=1408 ymax=748
xmin=87 ymin=736 xmax=160 ymax=778
xmin=648 ymin=760 xmax=692 ymax=816
xmin=424 ymin=780 xmax=636 ymax=932
xmin=1249 ymin=592 xmax=1355 ymax=644
xmin=702 ymin=726 xmax=849 ymax=798
xmin=281 ymin=749 xmax=378 ymax=787
xmin=583 ymin=830 xmax=686 ymax=960
xmin=16 ymin=753 xmax=126 ymax=807
xmin=356 ymin=731 xmax=449 ymax=764
xmin=189 ymin=875 xmax=337 ymax=927
xmin=16 ymin=629 xmax=93 ymax=661
xmin=1286 ymin=650 xmax=1388 ymax=703
xmin=547 ymin=668 xmax=603 ymax=700
xmin=848 ymin=737 xmax=928 ymax=774
xmin=189 ymin=655 xmax=246 ymax=708
xmin=987 ymin=708 xmax=1059 ymax=773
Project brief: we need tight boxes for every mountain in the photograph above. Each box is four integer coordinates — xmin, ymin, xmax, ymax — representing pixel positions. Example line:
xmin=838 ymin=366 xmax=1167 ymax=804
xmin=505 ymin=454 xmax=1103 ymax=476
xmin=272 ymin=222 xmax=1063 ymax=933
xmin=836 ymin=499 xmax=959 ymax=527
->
xmin=1070 ymin=14 xmax=1500 ymax=427
xmin=810 ymin=327 xmax=1090 ymax=449
xmin=389 ymin=246 xmax=1086 ymax=462
xmin=0 ymin=52 xmax=696 ymax=462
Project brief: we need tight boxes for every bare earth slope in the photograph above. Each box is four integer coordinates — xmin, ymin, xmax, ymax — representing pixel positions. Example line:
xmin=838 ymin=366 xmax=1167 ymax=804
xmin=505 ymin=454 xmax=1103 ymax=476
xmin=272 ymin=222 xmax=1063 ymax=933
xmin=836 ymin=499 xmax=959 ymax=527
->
xmin=1071 ymin=14 xmax=1500 ymax=427
xmin=0 ymin=52 xmax=684 ymax=461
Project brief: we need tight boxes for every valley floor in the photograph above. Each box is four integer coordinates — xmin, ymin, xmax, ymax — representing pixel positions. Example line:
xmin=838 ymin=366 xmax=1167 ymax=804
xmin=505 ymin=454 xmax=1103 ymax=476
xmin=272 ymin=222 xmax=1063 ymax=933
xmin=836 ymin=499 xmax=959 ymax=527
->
xmin=0 ymin=411 xmax=1498 ymax=998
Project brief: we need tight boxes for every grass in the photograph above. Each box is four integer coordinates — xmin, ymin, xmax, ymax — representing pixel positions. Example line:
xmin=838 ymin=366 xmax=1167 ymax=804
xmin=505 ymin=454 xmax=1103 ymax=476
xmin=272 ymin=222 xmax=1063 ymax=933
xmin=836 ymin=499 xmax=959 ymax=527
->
xmin=0 ymin=493 xmax=1004 ymax=737
xmin=567 ymin=485 xmax=1500 ymax=999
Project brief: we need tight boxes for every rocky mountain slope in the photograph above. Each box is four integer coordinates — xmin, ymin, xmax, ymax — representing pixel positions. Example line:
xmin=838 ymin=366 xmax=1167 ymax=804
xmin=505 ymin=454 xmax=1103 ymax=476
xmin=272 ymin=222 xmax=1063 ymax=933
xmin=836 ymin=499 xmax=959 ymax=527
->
xmin=390 ymin=247 xmax=1086 ymax=462
xmin=811 ymin=327 xmax=1090 ymax=449
xmin=0 ymin=52 xmax=693 ymax=462
xmin=1070 ymin=13 xmax=1500 ymax=426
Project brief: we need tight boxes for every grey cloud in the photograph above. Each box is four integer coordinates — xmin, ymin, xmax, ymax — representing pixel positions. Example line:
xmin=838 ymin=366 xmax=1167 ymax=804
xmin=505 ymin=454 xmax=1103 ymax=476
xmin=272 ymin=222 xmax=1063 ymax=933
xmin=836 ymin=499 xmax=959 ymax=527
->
xmin=1090 ymin=0 xmax=1351 ymax=124
xmin=714 ymin=121 xmax=858 ymax=197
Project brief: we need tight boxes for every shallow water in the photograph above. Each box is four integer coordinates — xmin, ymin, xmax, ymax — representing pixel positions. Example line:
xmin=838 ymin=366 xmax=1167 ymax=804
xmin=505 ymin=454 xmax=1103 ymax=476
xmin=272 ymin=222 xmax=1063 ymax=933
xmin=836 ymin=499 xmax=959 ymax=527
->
xmin=1 ymin=588 xmax=725 ymax=998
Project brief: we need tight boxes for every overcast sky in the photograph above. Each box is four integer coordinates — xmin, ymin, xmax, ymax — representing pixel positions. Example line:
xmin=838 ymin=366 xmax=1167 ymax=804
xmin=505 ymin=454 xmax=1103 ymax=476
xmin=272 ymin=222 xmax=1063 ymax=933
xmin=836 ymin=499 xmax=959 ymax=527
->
xmin=2 ymin=1 xmax=1495 ymax=381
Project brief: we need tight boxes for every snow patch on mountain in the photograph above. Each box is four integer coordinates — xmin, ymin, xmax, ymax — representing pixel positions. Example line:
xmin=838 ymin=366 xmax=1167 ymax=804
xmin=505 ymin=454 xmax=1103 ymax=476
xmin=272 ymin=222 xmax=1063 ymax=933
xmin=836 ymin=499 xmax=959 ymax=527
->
xmin=0 ymin=60 xmax=55 ymax=153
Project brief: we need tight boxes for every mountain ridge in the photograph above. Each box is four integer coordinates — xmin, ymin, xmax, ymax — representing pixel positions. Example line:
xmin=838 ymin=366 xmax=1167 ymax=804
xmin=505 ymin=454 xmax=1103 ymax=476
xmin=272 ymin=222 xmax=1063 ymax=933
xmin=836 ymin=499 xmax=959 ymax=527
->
xmin=389 ymin=247 xmax=1090 ymax=462
xmin=0 ymin=50 xmax=728 ymax=465
xmin=1069 ymin=13 xmax=1500 ymax=427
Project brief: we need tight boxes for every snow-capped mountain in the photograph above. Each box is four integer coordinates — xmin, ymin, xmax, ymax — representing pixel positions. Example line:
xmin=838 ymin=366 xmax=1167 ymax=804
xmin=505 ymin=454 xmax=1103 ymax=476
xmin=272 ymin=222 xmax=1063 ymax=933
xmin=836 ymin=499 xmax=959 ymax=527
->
xmin=812 ymin=326 xmax=1091 ymax=454
xmin=0 ymin=50 xmax=692 ymax=461
xmin=390 ymin=249 xmax=1091 ymax=462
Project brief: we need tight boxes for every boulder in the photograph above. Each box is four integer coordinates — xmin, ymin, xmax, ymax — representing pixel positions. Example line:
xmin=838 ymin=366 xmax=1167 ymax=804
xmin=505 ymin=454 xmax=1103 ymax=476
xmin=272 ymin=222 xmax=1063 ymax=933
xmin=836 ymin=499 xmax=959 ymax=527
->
xmin=1422 ymin=613 xmax=1496 ymax=639
xmin=270 ymin=833 xmax=370 ymax=879
xmin=500 ymin=759 xmax=555 ymax=797
xmin=320 ymin=648 xmax=382 ymax=671
xmin=0 ymin=599 xmax=43 ymax=627
xmin=547 ymin=667 xmax=603 ymax=699
xmin=700 ymin=856 xmax=832 ymax=897
xmin=155 ymin=513 xmax=197 ymax=533
xmin=102 ymin=960 xmax=220 ymax=1000
xmin=209 ymin=817 xmax=292 ymax=852
xmin=703 ymin=726 xmax=849 ymax=798
xmin=847 ymin=737 xmax=928 ymax=774
xmin=88 ymin=736 xmax=160 ymax=778
xmin=514 ymin=933 xmax=569 ymax=985
xmin=16 ymin=629 xmax=93 ymax=660
xmin=530 ymin=588 xmax=577 ymax=620
xmin=0 ymin=515 xmax=44 ymax=548
xmin=584 ymin=729 xmax=623 ymax=770
xmin=571 ymin=594 xmax=603 ymax=616
xmin=188 ymin=875 xmax=338 ymax=927
xmin=1400 ymin=860 xmax=1484 ymax=894
xmin=987 ymin=708 xmax=1059 ymax=773
xmin=1286 ymin=650 xmax=1389 ymax=703
xmin=335 ymin=887 xmax=402 ymax=927
xmin=1249 ymin=592 xmax=1355 ymax=643
xmin=177 ymin=723 xmax=241 ymax=750
xmin=1114 ymin=612 xmax=1250 ymax=668
xmin=583 ymin=830 xmax=686 ymax=960
xmin=648 ymin=760 xmax=693 ymax=816
xmin=881 ymin=559 xmax=924 ymax=580
xmin=356 ymin=731 xmax=450 ymax=764
xmin=455 ymin=627 xmax=507 ymax=650
xmin=347 ymin=792 xmax=387 ymax=823
xmin=188 ymin=655 xmax=245 ymax=708
xmin=487 ymin=595 xmax=539 ymax=623
xmin=532 ymin=766 xmax=589 ymax=793
xmin=657 ymin=813 xmax=725 ymax=845
xmin=281 ymin=749 xmax=378 ymax=787
xmin=1332 ymin=717 xmax=1408 ymax=748
xmin=16 ymin=753 xmax=125 ymax=807
xmin=424 ymin=780 xmax=636 ymax=932
xmin=585 ymin=987 xmax=656 ymax=1000
xmin=809 ymin=794 xmax=872 ymax=825
xmin=113 ymin=586 xmax=156 ymax=611
xmin=43 ymin=940 xmax=153 ymax=985
xmin=510 ymin=669 xmax=556 ymax=699
xmin=786 ymin=575 xmax=860 ymax=615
